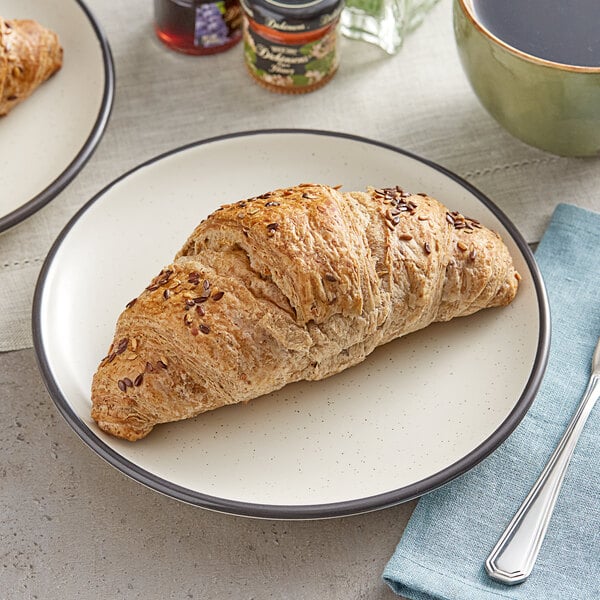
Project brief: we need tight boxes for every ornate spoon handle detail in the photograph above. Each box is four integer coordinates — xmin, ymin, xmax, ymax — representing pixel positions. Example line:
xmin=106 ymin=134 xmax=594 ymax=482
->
xmin=486 ymin=336 xmax=600 ymax=585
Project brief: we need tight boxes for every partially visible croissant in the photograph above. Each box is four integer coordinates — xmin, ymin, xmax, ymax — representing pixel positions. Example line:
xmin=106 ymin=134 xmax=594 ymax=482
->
xmin=91 ymin=184 xmax=520 ymax=441
xmin=0 ymin=17 xmax=63 ymax=116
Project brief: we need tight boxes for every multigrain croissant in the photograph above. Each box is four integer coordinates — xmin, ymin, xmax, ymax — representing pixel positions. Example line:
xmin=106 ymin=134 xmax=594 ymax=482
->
xmin=91 ymin=184 xmax=520 ymax=441
xmin=0 ymin=17 xmax=63 ymax=116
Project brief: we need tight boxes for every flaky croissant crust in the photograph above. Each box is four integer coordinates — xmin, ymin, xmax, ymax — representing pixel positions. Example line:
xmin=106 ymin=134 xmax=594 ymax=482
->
xmin=92 ymin=184 xmax=519 ymax=440
xmin=0 ymin=17 xmax=63 ymax=116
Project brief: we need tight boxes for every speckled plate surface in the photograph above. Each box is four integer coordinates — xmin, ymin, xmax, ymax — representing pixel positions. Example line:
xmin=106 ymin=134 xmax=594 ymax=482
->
xmin=0 ymin=0 xmax=114 ymax=233
xmin=33 ymin=130 xmax=550 ymax=519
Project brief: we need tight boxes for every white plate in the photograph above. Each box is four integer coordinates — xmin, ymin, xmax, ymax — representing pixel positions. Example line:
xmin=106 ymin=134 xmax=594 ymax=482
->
xmin=33 ymin=130 xmax=550 ymax=519
xmin=0 ymin=0 xmax=114 ymax=232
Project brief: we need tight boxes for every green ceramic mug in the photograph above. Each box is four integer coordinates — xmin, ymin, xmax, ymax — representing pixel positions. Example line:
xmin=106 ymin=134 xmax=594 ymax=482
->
xmin=454 ymin=0 xmax=600 ymax=157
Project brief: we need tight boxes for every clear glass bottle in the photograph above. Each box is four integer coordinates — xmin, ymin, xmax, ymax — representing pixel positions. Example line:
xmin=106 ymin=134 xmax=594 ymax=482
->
xmin=340 ymin=0 xmax=406 ymax=55
xmin=340 ymin=0 xmax=439 ymax=55
xmin=406 ymin=0 xmax=440 ymax=31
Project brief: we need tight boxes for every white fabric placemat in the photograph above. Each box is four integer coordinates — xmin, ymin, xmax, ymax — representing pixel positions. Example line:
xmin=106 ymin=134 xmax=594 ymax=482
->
xmin=1 ymin=0 xmax=598 ymax=352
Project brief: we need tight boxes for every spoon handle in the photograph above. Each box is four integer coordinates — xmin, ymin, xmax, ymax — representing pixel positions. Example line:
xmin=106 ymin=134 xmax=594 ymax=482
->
xmin=485 ymin=373 xmax=600 ymax=585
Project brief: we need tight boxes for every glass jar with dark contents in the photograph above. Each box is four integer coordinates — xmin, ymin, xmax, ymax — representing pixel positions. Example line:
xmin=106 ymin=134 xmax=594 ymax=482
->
xmin=241 ymin=0 xmax=344 ymax=93
xmin=154 ymin=0 xmax=242 ymax=55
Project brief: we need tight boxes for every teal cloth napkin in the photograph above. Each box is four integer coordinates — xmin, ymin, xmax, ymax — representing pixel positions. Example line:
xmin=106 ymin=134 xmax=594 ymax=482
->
xmin=383 ymin=204 xmax=600 ymax=600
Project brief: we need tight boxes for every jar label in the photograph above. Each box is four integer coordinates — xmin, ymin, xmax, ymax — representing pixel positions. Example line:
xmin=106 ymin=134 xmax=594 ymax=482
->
xmin=194 ymin=1 xmax=241 ymax=47
xmin=243 ymin=22 xmax=338 ymax=88
xmin=240 ymin=0 xmax=343 ymax=33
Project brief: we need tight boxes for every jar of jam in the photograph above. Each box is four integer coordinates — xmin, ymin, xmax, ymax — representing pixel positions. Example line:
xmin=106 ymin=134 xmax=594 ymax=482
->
xmin=154 ymin=0 xmax=242 ymax=55
xmin=240 ymin=0 xmax=343 ymax=93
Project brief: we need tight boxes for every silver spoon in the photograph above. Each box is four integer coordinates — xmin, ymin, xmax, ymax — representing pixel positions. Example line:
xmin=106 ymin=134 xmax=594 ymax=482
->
xmin=485 ymin=334 xmax=600 ymax=585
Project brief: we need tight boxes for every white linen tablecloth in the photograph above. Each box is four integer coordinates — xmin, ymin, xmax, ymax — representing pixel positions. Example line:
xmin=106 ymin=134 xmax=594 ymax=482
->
xmin=1 ymin=0 xmax=598 ymax=351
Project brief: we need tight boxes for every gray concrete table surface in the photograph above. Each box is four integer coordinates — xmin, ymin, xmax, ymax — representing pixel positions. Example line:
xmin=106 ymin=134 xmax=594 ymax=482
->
xmin=1 ymin=349 xmax=412 ymax=599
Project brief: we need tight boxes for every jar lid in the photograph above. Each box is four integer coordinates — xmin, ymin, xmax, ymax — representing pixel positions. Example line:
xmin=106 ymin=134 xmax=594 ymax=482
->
xmin=240 ymin=0 xmax=343 ymax=32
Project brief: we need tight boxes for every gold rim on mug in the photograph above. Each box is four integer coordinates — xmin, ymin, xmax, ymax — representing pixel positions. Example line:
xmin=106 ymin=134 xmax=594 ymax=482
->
xmin=458 ymin=0 xmax=600 ymax=74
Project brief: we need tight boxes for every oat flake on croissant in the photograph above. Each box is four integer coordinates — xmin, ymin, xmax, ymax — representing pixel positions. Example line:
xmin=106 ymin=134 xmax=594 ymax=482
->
xmin=91 ymin=184 xmax=520 ymax=441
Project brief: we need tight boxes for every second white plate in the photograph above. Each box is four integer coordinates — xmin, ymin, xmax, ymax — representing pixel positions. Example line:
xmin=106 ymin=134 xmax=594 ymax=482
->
xmin=33 ymin=130 xmax=549 ymax=518
xmin=0 ymin=0 xmax=114 ymax=232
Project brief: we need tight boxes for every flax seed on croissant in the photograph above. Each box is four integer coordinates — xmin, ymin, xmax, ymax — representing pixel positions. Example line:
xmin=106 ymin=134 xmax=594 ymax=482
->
xmin=0 ymin=17 xmax=63 ymax=116
xmin=91 ymin=184 xmax=519 ymax=441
